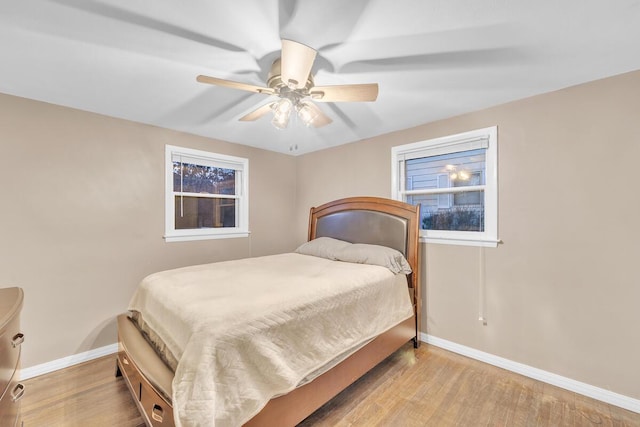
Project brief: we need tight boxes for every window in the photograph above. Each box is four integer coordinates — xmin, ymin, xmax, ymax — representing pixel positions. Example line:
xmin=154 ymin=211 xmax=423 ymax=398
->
xmin=165 ymin=145 xmax=249 ymax=242
xmin=391 ymin=126 xmax=498 ymax=247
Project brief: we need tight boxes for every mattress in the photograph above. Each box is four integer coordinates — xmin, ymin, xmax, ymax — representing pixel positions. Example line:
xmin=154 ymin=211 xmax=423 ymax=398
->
xmin=128 ymin=252 xmax=414 ymax=427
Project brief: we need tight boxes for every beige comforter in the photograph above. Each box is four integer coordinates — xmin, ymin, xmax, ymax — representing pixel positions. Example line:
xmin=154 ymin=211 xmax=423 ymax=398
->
xmin=128 ymin=253 xmax=414 ymax=427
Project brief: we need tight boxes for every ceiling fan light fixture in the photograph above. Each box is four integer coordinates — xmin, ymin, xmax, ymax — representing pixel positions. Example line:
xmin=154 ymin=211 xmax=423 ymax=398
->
xmin=271 ymin=111 xmax=290 ymax=129
xmin=296 ymin=102 xmax=318 ymax=127
xmin=271 ymin=98 xmax=293 ymax=129
xmin=272 ymin=97 xmax=293 ymax=115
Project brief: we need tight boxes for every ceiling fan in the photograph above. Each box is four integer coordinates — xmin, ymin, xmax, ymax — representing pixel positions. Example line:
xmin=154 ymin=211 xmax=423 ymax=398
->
xmin=196 ymin=39 xmax=379 ymax=129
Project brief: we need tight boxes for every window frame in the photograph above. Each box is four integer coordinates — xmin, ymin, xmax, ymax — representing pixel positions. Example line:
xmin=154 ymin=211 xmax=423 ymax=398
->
xmin=164 ymin=145 xmax=249 ymax=242
xmin=391 ymin=126 xmax=499 ymax=247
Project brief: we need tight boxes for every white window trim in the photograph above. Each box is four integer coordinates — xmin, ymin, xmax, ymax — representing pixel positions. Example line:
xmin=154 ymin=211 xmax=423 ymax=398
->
xmin=391 ymin=126 xmax=499 ymax=247
xmin=164 ymin=145 xmax=249 ymax=242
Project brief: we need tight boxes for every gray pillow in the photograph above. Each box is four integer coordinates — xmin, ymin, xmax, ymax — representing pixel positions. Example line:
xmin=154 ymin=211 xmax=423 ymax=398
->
xmin=295 ymin=237 xmax=412 ymax=274
xmin=336 ymin=243 xmax=412 ymax=274
xmin=294 ymin=237 xmax=352 ymax=260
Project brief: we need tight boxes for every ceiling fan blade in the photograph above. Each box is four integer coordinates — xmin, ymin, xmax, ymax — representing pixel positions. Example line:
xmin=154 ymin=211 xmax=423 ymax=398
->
xmin=279 ymin=1 xmax=371 ymax=52
xmin=339 ymin=47 xmax=528 ymax=74
xmin=196 ymin=75 xmax=274 ymax=95
xmin=239 ymin=102 xmax=275 ymax=121
xmin=322 ymin=24 xmax=529 ymax=72
xmin=312 ymin=113 xmax=332 ymax=128
xmin=310 ymin=83 xmax=378 ymax=102
xmin=280 ymin=39 xmax=317 ymax=89
xmin=51 ymin=0 xmax=247 ymax=53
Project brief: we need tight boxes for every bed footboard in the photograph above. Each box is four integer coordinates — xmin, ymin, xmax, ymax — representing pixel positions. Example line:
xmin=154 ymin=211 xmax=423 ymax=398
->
xmin=244 ymin=316 xmax=415 ymax=427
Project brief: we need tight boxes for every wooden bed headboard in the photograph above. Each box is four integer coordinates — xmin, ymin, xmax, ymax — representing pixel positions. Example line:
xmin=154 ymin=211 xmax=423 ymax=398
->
xmin=308 ymin=196 xmax=419 ymax=261
xmin=308 ymin=196 xmax=421 ymax=337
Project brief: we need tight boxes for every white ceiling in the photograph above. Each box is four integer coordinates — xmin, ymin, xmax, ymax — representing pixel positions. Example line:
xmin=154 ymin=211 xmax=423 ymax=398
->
xmin=2 ymin=0 xmax=639 ymax=155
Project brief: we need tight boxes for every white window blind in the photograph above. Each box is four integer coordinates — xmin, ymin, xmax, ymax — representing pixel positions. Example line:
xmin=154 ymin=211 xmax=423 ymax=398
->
xmin=171 ymin=153 xmax=245 ymax=173
xmin=396 ymin=136 xmax=489 ymax=162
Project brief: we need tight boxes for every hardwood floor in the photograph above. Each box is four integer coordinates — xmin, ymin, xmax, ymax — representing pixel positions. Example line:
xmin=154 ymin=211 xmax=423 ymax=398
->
xmin=20 ymin=356 xmax=145 ymax=427
xmin=20 ymin=343 xmax=640 ymax=426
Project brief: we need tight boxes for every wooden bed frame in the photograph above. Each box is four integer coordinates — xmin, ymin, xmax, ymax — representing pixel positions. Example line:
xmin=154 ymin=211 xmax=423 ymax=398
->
xmin=116 ymin=196 xmax=421 ymax=426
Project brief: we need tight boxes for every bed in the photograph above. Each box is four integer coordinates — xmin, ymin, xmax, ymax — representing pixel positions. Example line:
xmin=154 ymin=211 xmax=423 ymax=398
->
xmin=116 ymin=196 xmax=421 ymax=426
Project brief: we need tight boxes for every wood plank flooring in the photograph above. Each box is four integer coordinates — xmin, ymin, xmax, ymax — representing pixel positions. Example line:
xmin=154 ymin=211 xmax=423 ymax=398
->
xmin=20 ymin=343 xmax=640 ymax=426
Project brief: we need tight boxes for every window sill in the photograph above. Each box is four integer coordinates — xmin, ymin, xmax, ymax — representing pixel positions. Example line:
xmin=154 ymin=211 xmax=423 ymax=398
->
xmin=420 ymin=235 xmax=501 ymax=247
xmin=164 ymin=230 xmax=250 ymax=243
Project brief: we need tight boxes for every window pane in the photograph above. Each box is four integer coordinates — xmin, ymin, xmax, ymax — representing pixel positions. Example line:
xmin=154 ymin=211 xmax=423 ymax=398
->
xmin=174 ymin=196 xmax=236 ymax=229
xmin=405 ymin=148 xmax=486 ymax=192
xmin=453 ymin=171 xmax=483 ymax=206
xmin=452 ymin=169 xmax=483 ymax=188
xmin=408 ymin=193 xmax=485 ymax=232
xmin=454 ymin=190 xmax=483 ymax=206
xmin=405 ymin=148 xmax=486 ymax=232
xmin=173 ymin=162 xmax=236 ymax=195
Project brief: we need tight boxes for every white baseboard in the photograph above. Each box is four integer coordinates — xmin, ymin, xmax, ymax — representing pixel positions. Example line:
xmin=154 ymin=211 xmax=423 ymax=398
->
xmin=421 ymin=333 xmax=640 ymax=414
xmin=20 ymin=343 xmax=118 ymax=380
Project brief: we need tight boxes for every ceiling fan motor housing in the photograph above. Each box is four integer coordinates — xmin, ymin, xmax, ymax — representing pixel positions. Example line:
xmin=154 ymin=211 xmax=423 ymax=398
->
xmin=267 ymin=58 xmax=315 ymax=100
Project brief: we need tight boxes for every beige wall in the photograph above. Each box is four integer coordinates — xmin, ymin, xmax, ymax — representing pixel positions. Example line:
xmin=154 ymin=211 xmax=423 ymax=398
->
xmin=0 ymin=93 xmax=297 ymax=367
xmin=295 ymin=70 xmax=640 ymax=400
